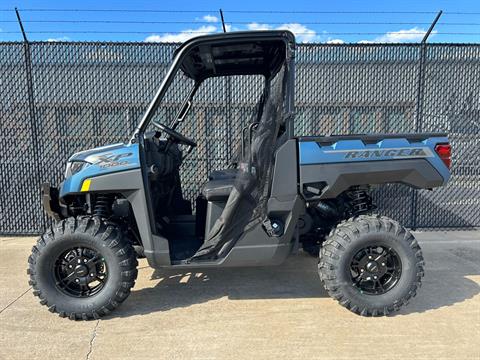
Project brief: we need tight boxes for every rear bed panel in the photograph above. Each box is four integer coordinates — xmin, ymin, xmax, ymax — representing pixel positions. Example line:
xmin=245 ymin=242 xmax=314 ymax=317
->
xmin=297 ymin=133 xmax=450 ymax=200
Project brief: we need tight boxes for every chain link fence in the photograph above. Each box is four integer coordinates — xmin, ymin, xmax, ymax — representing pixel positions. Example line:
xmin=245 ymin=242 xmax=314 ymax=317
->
xmin=0 ymin=41 xmax=478 ymax=235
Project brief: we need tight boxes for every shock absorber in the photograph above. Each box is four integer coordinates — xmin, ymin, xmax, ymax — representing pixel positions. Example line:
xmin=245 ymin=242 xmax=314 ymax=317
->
xmin=93 ymin=194 xmax=113 ymax=218
xmin=348 ymin=186 xmax=373 ymax=214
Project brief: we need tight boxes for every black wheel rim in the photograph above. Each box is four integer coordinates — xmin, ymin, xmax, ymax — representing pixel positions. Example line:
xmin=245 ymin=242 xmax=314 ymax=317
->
xmin=350 ymin=245 xmax=402 ymax=295
xmin=53 ymin=247 xmax=108 ymax=298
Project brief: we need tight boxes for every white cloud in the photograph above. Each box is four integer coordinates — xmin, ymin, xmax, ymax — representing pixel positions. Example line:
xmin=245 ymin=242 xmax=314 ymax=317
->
xmin=277 ymin=23 xmax=319 ymax=43
xmin=145 ymin=25 xmax=217 ymax=43
xmin=146 ymin=20 xmax=321 ymax=44
xmin=359 ymin=27 xmax=435 ymax=44
xmin=46 ymin=36 xmax=71 ymax=42
xmin=224 ymin=24 xmax=241 ymax=32
xmin=326 ymin=39 xmax=345 ymax=44
xmin=247 ymin=23 xmax=273 ymax=31
xmin=246 ymin=22 xmax=319 ymax=43
xmin=202 ymin=15 xmax=218 ymax=23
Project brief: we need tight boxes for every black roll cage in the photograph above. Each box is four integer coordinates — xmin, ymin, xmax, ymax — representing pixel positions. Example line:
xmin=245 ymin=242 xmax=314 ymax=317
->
xmin=131 ymin=30 xmax=296 ymax=142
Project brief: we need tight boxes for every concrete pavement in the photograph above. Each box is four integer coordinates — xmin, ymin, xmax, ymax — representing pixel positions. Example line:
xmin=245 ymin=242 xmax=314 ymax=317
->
xmin=0 ymin=231 xmax=479 ymax=360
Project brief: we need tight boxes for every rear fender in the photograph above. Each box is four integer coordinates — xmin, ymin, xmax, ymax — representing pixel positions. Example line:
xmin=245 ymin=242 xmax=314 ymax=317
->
xmin=298 ymin=136 xmax=450 ymax=200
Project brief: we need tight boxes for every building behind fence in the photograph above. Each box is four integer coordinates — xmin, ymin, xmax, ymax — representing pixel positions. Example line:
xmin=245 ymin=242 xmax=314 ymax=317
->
xmin=0 ymin=42 xmax=479 ymax=234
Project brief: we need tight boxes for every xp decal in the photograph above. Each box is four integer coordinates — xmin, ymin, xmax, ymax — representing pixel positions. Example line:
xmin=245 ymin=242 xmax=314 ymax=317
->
xmin=91 ymin=152 xmax=134 ymax=168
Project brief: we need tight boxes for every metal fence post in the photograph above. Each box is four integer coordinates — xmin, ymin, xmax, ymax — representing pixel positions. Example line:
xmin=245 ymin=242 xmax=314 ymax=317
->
xmin=415 ymin=11 xmax=442 ymax=131
xmin=410 ymin=10 xmax=443 ymax=230
xmin=15 ymin=8 xmax=45 ymax=231
xmin=410 ymin=44 xmax=427 ymax=230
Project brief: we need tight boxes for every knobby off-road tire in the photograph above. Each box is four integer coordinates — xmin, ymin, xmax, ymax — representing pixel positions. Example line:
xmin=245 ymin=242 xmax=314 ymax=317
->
xmin=318 ymin=215 xmax=424 ymax=316
xmin=28 ymin=217 xmax=138 ymax=320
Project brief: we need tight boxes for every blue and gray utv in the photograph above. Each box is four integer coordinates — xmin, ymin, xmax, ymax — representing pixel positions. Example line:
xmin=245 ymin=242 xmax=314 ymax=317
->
xmin=29 ymin=31 xmax=452 ymax=319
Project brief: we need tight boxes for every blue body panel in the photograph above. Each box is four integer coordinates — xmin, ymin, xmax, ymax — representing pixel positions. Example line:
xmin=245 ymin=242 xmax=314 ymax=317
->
xmin=60 ymin=143 xmax=140 ymax=197
xmin=298 ymin=136 xmax=450 ymax=183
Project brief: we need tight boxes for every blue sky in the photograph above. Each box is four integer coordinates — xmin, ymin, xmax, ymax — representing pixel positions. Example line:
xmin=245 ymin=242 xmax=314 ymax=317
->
xmin=0 ymin=0 xmax=479 ymax=43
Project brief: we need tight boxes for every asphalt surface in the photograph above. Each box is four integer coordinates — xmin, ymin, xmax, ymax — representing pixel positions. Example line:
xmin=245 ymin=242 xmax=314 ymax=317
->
xmin=1 ymin=231 xmax=479 ymax=360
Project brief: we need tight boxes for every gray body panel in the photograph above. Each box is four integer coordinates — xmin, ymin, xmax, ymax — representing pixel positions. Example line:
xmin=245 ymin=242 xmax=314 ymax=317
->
xmin=204 ymin=201 xmax=226 ymax=240
xmin=270 ymin=140 xmax=298 ymax=201
xmin=87 ymin=169 xmax=170 ymax=267
xmin=299 ymin=159 xmax=444 ymax=200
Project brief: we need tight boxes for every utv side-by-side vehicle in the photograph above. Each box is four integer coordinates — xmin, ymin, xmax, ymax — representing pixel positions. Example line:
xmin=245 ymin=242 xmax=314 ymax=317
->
xmin=29 ymin=31 xmax=452 ymax=320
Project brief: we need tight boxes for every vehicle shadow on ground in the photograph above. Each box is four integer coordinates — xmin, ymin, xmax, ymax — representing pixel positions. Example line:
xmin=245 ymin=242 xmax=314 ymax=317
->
xmin=109 ymin=253 xmax=328 ymax=318
xmin=397 ymin=244 xmax=480 ymax=315
xmin=109 ymin=248 xmax=480 ymax=319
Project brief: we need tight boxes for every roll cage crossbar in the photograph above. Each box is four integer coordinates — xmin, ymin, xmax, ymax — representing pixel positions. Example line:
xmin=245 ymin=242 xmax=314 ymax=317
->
xmin=132 ymin=30 xmax=296 ymax=142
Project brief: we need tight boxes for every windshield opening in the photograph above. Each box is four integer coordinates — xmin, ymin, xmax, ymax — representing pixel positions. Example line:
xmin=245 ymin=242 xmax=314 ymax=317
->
xmin=147 ymin=70 xmax=196 ymax=134
xmin=147 ymin=68 xmax=265 ymax=202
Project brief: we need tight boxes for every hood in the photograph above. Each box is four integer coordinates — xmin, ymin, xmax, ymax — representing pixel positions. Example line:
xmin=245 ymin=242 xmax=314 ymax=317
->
xmin=60 ymin=143 xmax=140 ymax=197
xmin=68 ymin=143 xmax=140 ymax=170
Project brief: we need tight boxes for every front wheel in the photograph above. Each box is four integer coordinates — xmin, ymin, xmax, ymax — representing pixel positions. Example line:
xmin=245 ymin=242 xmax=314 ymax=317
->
xmin=28 ymin=217 xmax=138 ymax=320
xmin=318 ymin=215 xmax=424 ymax=316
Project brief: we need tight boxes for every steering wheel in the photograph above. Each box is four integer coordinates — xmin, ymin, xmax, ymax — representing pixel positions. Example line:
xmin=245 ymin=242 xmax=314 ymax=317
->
xmin=152 ymin=121 xmax=197 ymax=148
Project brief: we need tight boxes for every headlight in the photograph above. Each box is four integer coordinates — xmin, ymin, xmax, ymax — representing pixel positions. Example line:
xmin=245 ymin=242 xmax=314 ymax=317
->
xmin=64 ymin=161 xmax=90 ymax=178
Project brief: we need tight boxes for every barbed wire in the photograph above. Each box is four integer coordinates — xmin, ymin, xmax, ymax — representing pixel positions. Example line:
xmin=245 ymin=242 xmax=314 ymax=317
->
xmin=2 ymin=7 xmax=478 ymax=41
xmin=0 ymin=20 xmax=479 ymax=26
xmin=0 ymin=9 xmax=215 ymax=12
xmin=3 ymin=31 xmax=480 ymax=35
xmin=0 ymin=8 xmax=479 ymax=15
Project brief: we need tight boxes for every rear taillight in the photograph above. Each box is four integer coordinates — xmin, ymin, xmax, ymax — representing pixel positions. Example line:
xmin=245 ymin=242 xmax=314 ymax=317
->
xmin=435 ymin=143 xmax=451 ymax=169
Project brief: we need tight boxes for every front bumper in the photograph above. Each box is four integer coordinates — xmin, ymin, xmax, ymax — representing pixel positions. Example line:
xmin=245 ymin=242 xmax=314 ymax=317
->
xmin=41 ymin=183 xmax=64 ymax=221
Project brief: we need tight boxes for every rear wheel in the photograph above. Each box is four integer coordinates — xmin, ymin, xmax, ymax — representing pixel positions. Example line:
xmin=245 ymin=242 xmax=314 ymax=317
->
xmin=28 ymin=217 xmax=138 ymax=320
xmin=318 ymin=215 xmax=424 ymax=316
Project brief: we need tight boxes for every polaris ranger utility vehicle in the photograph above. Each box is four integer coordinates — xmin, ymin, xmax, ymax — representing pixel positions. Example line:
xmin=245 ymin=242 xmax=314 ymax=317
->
xmin=29 ymin=31 xmax=452 ymax=320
